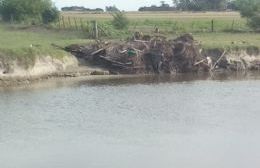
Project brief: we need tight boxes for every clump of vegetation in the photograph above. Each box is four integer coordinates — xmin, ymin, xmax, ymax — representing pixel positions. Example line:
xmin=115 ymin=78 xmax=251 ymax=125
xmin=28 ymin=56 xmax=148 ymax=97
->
xmin=111 ymin=12 xmax=129 ymax=30
xmin=42 ymin=7 xmax=59 ymax=24
xmin=248 ymin=14 xmax=260 ymax=30
xmin=0 ymin=0 xmax=59 ymax=24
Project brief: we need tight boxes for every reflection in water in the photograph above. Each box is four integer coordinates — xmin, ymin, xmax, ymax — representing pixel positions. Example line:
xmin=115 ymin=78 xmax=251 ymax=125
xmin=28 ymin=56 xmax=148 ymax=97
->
xmin=70 ymin=72 xmax=260 ymax=87
xmin=2 ymin=71 xmax=260 ymax=92
xmin=1 ymin=72 xmax=260 ymax=168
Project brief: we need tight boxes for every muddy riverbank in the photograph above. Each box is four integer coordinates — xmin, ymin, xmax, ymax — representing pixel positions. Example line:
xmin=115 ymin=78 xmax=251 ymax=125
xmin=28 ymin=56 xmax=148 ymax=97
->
xmin=1 ymin=34 xmax=260 ymax=87
xmin=0 ymin=54 xmax=110 ymax=87
xmin=1 ymin=49 xmax=259 ymax=87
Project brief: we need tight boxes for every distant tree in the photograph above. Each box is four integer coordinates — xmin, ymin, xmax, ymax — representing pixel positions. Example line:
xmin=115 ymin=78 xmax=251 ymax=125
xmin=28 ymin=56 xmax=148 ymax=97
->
xmin=61 ymin=6 xmax=86 ymax=11
xmin=106 ymin=5 xmax=120 ymax=12
xmin=139 ymin=2 xmax=174 ymax=11
xmin=173 ymin=0 xmax=227 ymax=11
xmin=61 ymin=6 xmax=104 ymax=12
xmin=94 ymin=8 xmax=104 ymax=12
xmin=0 ymin=0 xmax=59 ymax=24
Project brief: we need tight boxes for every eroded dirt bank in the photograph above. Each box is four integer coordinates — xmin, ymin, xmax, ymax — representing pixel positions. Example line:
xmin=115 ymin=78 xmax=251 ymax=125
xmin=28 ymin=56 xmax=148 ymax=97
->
xmin=0 ymin=54 xmax=109 ymax=87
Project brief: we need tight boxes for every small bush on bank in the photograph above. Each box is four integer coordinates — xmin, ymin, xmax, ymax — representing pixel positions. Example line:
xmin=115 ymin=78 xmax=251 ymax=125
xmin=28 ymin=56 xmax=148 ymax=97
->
xmin=248 ymin=14 xmax=260 ymax=31
xmin=111 ymin=12 xmax=129 ymax=30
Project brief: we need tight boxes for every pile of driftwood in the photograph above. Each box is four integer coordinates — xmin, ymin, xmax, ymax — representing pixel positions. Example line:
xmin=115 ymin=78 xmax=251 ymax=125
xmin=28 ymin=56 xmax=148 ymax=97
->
xmin=65 ymin=34 xmax=212 ymax=74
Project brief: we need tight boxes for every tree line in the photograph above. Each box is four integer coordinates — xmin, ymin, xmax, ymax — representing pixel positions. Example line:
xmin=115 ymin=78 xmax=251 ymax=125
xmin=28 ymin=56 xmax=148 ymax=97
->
xmin=139 ymin=0 xmax=238 ymax=11
xmin=61 ymin=6 xmax=104 ymax=12
xmin=61 ymin=5 xmax=120 ymax=12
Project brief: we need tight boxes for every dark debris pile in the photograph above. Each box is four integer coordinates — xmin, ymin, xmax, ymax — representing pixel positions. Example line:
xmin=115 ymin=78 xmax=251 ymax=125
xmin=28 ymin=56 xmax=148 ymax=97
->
xmin=65 ymin=34 xmax=212 ymax=74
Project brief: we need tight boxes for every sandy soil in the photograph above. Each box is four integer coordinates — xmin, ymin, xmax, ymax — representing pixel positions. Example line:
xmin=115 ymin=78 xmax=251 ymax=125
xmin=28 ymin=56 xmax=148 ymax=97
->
xmin=0 ymin=55 xmax=109 ymax=87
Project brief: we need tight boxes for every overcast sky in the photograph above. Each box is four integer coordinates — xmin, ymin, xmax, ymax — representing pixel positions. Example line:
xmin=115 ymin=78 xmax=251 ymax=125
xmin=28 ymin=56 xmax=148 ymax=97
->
xmin=53 ymin=0 xmax=173 ymax=11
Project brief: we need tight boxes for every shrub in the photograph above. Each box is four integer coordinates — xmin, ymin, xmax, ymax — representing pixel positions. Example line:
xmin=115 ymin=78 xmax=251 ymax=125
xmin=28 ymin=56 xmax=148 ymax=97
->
xmin=0 ymin=0 xmax=59 ymax=24
xmin=42 ymin=7 xmax=59 ymax=24
xmin=235 ymin=0 xmax=260 ymax=30
xmin=111 ymin=12 xmax=129 ymax=30
xmin=248 ymin=14 xmax=260 ymax=30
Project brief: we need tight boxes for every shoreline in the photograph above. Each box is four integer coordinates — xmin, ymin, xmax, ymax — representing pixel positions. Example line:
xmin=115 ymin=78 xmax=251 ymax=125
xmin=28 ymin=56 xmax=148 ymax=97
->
xmin=2 ymin=70 xmax=260 ymax=90
xmin=1 ymin=45 xmax=260 ymax=87
xmin=0 ymin=66 xmax=111 ymax=87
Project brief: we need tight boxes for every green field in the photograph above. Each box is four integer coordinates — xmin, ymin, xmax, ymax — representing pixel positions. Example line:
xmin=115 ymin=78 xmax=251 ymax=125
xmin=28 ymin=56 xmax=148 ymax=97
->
xmin=60 ymin=11 xmax=249 ymax=34
xmin=56 ymin=11 xmax=259 ymax=49
xmin=0 ymin=23 xmax=91 ymax=67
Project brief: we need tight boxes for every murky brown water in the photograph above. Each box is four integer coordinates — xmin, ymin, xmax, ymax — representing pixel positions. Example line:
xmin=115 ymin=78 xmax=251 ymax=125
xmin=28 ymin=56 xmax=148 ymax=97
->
xmin=1 ymin=73 xmax=260 ymax=168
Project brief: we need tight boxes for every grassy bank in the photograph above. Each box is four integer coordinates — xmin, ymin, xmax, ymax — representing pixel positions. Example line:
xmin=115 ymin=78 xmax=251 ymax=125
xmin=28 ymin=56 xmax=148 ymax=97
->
xmin=0 ymin=12 xmax=259 ymax=70
xmin=193 ymin=32 xmax=260 ymax=49
xmin=0 ymin=23 xmax=91 ymax=68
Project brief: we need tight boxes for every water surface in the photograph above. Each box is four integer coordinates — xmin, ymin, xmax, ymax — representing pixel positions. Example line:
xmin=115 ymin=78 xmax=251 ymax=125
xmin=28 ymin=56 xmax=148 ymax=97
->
xmin=1 ymin=73 xmax=260 ymax=168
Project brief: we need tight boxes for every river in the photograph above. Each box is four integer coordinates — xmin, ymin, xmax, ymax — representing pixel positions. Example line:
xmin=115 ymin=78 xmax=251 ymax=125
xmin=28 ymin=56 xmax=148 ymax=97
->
xmin=1 ymin=73 xmax=260 ymax=168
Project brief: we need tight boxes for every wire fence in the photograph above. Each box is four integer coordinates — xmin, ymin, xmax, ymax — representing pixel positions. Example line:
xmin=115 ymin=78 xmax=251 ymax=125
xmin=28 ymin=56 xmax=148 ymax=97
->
xmin=54 ymin=16 xmax=250 ymax=39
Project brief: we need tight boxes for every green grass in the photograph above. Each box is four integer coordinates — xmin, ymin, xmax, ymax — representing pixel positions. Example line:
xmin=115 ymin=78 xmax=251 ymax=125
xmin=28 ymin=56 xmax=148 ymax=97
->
xmin=0 ymin=24 xmax=90 ymax=50
xmin=0 ymin=23 xmax=93 ymax=67
xmin=193 ymin=32 xmax=260 ymax=49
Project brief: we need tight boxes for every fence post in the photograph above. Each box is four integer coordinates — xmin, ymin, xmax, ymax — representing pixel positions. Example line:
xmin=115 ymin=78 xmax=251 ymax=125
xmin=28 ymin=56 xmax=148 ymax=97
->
xmin=80 ymin=18 xmax=84 ymax=31
xmin=211 ymin=19 xmax=214 ymax=32
xmin=62 ymin=16 xmax=66 ymax=29
xmin=231 ymin=19 xmax=235 ymax=31
xmin=68 ymin=17 xmax=72 ymax=29
xmin=74 ymin=17 xmax=78 ymax=30
xmin=10 ymin=14 xmax=14 ymax=24
xmin=93 ymin=20 xmax=98 ymax=39
xmin=58 ymin=17 xmax=61 ymax=29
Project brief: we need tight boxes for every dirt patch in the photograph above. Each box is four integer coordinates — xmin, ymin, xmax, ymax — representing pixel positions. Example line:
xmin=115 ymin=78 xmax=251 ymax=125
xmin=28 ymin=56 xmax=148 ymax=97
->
xmin=0 ymin=55 xmax=78 ymax=77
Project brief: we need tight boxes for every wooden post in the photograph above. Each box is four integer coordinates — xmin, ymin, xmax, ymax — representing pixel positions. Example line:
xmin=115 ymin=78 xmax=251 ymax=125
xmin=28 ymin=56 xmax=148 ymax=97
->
xmin=80 ymin=18 xmax=84 ymax=31
xmin=93 ymin=20 xmax=98 ymax=39
xmin=211 ymin=19 xmax=214 ymax=32
xmin=10 ymin=15 xmax=13 ymax=24
xmin=74 ymin=17 xmax=78 ymax=30
xmin=231 ymin=19 xmax=235 ymax=31
xmin=62 ymin=16 xmax=66 ymax=29
xmin=68 ymin=17 xmax=72 ymax=29
xmin=58 ymin=17 xmax=61 ymax=29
